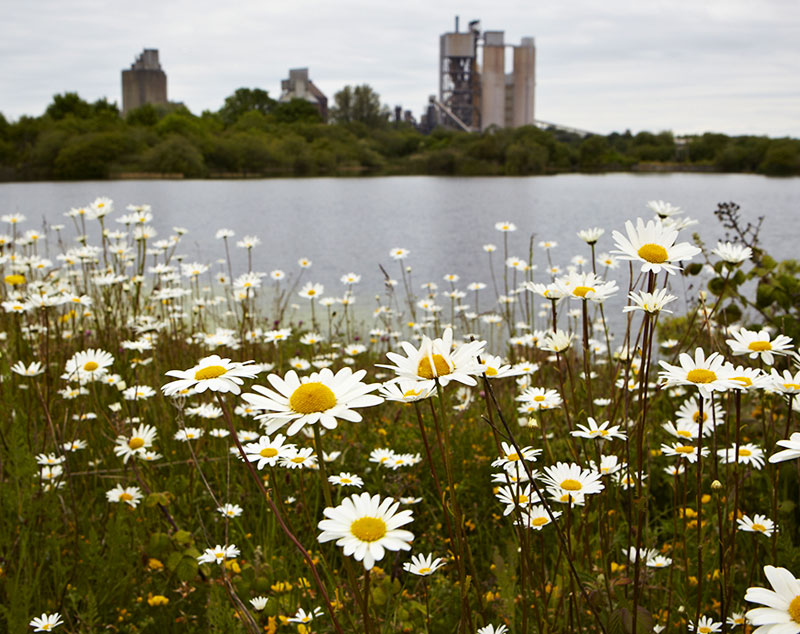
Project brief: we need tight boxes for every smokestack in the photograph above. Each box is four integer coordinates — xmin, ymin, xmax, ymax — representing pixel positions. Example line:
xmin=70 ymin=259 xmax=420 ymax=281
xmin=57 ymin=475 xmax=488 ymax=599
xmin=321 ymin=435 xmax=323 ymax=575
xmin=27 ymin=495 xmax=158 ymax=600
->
xmin=455 ymin=15 xmax=459 ymax=32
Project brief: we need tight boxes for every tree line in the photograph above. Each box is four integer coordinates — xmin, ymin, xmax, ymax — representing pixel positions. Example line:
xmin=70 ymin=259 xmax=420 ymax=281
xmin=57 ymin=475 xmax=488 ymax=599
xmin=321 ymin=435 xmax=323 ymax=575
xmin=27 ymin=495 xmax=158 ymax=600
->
xmin=0 ymin=87 xmax=798 ymax=180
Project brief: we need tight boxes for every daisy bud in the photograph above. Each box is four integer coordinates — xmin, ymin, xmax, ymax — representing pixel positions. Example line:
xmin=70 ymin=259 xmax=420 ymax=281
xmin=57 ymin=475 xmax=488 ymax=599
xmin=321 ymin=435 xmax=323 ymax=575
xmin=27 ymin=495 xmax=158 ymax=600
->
xmin=711 ymin=479 xmax=722 ymax=490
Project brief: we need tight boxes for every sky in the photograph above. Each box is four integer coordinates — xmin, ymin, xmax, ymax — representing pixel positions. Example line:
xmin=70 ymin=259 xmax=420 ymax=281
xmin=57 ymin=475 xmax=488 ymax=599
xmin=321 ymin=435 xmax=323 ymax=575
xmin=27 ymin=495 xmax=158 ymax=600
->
xmin=2 ymin=0 xmax=799 ymax=137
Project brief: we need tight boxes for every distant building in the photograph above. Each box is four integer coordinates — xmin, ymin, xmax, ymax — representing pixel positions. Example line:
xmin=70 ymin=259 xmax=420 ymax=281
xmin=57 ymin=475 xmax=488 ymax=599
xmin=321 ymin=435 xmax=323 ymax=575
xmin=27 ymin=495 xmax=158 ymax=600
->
xmin=121 ymin=49 xmax=167 ymax=116
xmin=279 ymin=68 xmax=328 ymax=122
xmin=432 ymin=17 xmax=535 ymax=132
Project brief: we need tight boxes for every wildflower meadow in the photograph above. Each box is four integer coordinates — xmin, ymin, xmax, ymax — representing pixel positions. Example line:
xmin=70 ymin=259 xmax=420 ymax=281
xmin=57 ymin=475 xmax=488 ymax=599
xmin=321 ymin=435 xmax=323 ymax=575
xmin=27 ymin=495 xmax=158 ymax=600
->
xmin=3 ymin=198 xmax=800 ymax=634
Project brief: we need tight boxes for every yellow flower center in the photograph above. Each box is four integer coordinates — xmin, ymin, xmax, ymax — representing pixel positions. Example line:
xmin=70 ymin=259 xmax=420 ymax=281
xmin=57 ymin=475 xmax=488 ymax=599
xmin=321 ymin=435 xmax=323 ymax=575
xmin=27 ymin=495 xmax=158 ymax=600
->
xmin=561 ymin=479 xmax=583 ymax=491
xmin=417 ymin=354 xmax=452 ymax=379
xmin=787 ymin=596 xmax=800 ymax=624
xmin=675 ymin=445 xmax=695 ymax=454
xmin=752 ymin=523 xmax=766 ymax=532
xmin=350 ymin=516 xmax=387 ymax=542
xmin=699 ymin=627 xmax=711 ymax=633
xmin=517 ymin=494 xmax=529 ymax=504
xmin=341 ymin=478 xmax=351 ymax=483
xmin=531 ymin=516 xmax=548 ymax=526
xmin=784 ymin=383 xmax=800 ymax=391
xmin=216 ymin=552 xmax=224 ymax=559
xmin=486 ymin=367 xmax=498 ymax=376
xmin=738 ymin=448 xmax=752 ymax=457
xmin=732 ymin=376 xmax=752 ymax=387
xmin=289 ymin=382 xmax=337 ymax=413
xmin=748 ymin=341 xmax=771 ymax=351
xmin=533 ymin=395 xmax=546 ymax=402
xmin=42 ymin=626 xmax=52 ymax=631
xmin=677 ymin=430 xmax=692 ymax=438
xmin=4 ymin=274 xmax=25 ymax=285
xmin=120 ymin=492 xmax=133 ymax=501
xmin=195 ymin=365 xmax=227 ymax=380
xmin=687 ymin=369 xmax=717 ymax=384
xmin=260 ymin=448 xmax=278 ymax=458
xmin=573 ymin=286 xmax=595 ymax=298
xmin=418 ymin=567 xmax=431 ymax=574
xmin=692 ymin=411 xmax=708 ymax=423
xmin=403 ymin=388 xmax=422 ymax=398
xmin=290 ymin=456 xmax=306 ymax=464
xmin=637 ymin=243 xmax=669 ymax=263
xmin=129 ymin=437 xmax=145 ymax=450
xmin=83 ymin=361 xmax=99 ymax=371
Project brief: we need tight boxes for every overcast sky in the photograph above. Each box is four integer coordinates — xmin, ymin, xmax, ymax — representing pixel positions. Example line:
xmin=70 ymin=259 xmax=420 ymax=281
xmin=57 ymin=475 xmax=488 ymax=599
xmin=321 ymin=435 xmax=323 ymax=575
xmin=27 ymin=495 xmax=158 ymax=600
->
xmin=2 ymin=0 xmax=799 ymax=136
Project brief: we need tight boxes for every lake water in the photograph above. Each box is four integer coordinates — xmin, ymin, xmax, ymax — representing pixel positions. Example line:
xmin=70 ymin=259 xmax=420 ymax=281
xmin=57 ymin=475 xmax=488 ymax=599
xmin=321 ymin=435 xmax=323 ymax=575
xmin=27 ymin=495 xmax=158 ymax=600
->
xmin=1 ymin=173 xmax=798 ymax=332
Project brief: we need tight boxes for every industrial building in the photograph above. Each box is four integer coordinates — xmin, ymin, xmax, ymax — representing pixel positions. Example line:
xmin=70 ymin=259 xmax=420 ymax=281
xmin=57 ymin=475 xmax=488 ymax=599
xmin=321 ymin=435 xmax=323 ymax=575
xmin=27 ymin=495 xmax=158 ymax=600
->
xmin=430 ymin=17 xmax=535 ymax=132
xmin=279 ymin=68 xmax=328 ymax=122
xmin=121 ymin=49 xmax=168 ymax=116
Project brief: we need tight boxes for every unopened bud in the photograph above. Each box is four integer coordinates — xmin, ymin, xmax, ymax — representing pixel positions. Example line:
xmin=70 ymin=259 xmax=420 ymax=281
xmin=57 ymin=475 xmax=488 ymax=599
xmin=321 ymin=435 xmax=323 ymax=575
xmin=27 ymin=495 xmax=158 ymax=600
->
xmin=711 ymin=479 xmax=722 ymax=490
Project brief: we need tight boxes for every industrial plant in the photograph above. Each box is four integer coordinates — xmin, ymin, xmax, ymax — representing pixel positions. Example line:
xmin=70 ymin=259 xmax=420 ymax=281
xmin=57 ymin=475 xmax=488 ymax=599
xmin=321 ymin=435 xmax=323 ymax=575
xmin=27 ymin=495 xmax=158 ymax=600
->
xmin=121 ymin=49 xmax=168 ymax=116
xmin=279 ymin=68 xmax=328 ymax=122
xmin=425 ymin=17 xmax=536 ymax=132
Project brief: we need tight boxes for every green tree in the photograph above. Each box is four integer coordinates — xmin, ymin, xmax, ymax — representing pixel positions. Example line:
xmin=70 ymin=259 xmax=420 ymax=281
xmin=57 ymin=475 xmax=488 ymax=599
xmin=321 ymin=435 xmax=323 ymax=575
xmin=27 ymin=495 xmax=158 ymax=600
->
xmin=269 ymin=99 xmax=321 ymax=124
xmin=45 ymin=93 xmax=93 ymax=120
xmin=330 ymin=85 xmax=389 ymax=127
xmin=759 ymin=139 xmax=800 ymax=176
xmin=579 ymin=135 xmax=610 ymax=169
xmin=218 ymin=88 xmax=275 ymax=126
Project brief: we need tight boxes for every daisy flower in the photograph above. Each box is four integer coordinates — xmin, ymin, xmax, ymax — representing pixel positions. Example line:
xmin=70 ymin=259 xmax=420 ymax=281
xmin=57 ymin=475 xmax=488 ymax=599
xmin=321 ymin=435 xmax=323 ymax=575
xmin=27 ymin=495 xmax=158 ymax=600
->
xmin=478 ymin=625 xmax=509 ymax=634
xmin=113 ymin=424 xmax=157 ymax=463
xmin=577 ymin=227 xmax=605 ymax=244
xmin=717 ymin=443 xmax=765 ymax=468
xmin=380 ymin=327 xmax=485 ymax=390
xmin=329 ymin=472 xmax=364 ymax=488
xmin=516 ymin=387 xmax=562 ymax=412
xmin=242 ymin=434 xmax=294 ymax=469
xmin=542 ymin=462 xmax=604 ymax=498
xmin=611 ymin=217 xmax=701 ymax=275
xmin=242 ymin=367 xmax=383 ymax=436
xmin=197 ymin=544 xmax=240 ymax=565
xmin=280 ymin=447 xmax=318 ymax=469
xmin=249 ymin=596 xmax=268 ymax=611
xmin=378 ymin=379 xmax=435 ymax=402
xmin=726 ymin=612 xmax=747 ymax=628
xmin=554 ymin=271 xmax=618 ymax=302
xmin=317 ymin=492 xmax=414 ymax=570
xmin=480 ymin=354 xmax=526 ymax=379
xmin=661 ymin=442 xmax=709 ymax=463
xmin=495 ymin=484 xmax=540 ymax=515
xmin=162 ymin=355 xmax=258 ymax=396
xmin=571 ymin=418 xmax=626 ymax=441
xmin=514 ymin=505 xmax=561 ymax=530
xmin=675 ymin=396 xmax=724 ymax=433
xmin=623 ymin=288 xmax=678 ymax=314
xmin=712 ymin=241 xmax=752 ymax=264
xmin=298 ymin=282 xmax=324 ymax=299
xmin=726 ymin=328 xmax=793 ymax=365
xmin=389 ymin=247 xmax=409 ymax=260
xmin=174 ymin=427 xmax=204 ymax=441
xmin=658 ymin=348 xmax=737 ymax=398
xmin=369 ymin=448 xmax=396 ymax=467
xmin=29 ymin=612 xmax=64 ymax=632
xmin=768 ymin=369 xmax=800 ymax=395
xmin=491 ymin=441 xmax=541 ymax=470
xmin=689 ymin=616 xmax=722 ymax=633
xmin=64 ymin=348 xmax=114 ymax=383
xmin=591 ymin=454 xmax=623 ymax=476
xmin=11 ymin=361 xmax=44 ymax=377
xmin=647 ymin=555 xmax=673 ymax=568
xmin=738 ymin=514 xmax=776 ymax=537
xmin=647 ymin=200 xmax=682 ymax=218
xmin=495 ymin=221 xmax=516 ymax=232
xmin=106 ymin=485 xmax=143 ymax=508
xmin=403 ymin=553 xmax=446 ymax=576
xmin=122 ymin=385 xmax=156 ymax=400
xmin=744 ymin=565 xmax=800 ymax=633
xmin=769 ymin=433 xmax=800 ymax=463
xmin=288 ymin=607 xmax=323 ymax=623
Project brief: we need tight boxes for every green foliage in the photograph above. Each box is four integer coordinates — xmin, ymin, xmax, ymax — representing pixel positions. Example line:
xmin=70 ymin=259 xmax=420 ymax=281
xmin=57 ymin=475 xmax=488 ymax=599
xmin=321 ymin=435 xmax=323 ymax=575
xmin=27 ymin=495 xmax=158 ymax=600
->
xmin=1 ymin=89 xmax=799 ymax=180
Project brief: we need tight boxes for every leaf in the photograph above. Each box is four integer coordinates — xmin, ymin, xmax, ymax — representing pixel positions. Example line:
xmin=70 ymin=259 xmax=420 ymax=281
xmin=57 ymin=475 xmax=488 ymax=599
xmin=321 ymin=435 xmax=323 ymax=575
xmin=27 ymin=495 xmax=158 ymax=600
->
xmin=147 ymin=532 xmax=171 ymax=556
xmin=176 ymin=556 xmax=198 ymax=581
xmin=166 ymin=551 xmax=183 ymax=572
xmin=173 ymin=529 xmax=193 ymax=545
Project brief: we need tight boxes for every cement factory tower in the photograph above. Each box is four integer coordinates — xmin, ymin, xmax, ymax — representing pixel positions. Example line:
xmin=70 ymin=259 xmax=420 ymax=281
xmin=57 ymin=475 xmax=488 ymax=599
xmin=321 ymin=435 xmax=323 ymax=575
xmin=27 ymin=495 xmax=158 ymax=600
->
xmin=437 ymin=17 xmax=535 ymax=132
xmin=122 ymin=49 xmax=168 ymax=116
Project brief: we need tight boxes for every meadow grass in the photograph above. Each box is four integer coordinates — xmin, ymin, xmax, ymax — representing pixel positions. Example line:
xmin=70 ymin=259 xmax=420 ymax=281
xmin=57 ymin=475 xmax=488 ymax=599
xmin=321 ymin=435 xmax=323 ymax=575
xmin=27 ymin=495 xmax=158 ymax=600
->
xmin=1 ymin=200 xmax=799 ymax=633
